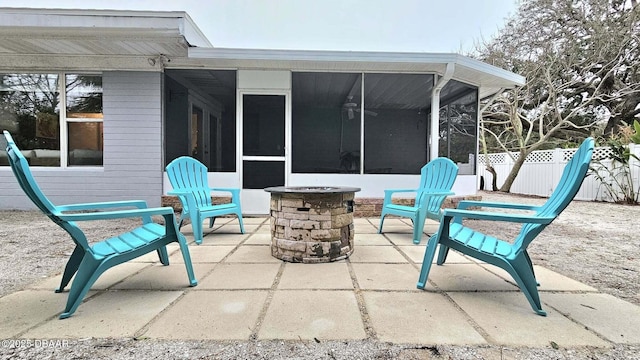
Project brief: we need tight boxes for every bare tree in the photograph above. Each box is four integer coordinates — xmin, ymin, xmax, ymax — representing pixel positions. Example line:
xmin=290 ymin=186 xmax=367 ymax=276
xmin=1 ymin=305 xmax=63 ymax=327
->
xmin=476 ymin=0 xmax=640 ymax=192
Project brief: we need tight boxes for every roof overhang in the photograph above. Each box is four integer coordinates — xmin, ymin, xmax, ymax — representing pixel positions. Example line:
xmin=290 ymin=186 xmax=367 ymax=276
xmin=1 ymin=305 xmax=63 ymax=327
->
xmin=177 ymin=47 xmax=525 ymax=99
xmin=0 ymin=7 xmax=525 ymax=98
xmin=0 ymin=7 xmax=210 ymax=71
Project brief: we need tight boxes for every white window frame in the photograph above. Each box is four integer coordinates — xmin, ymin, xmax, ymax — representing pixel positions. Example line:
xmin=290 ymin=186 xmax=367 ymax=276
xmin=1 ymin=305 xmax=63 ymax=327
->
xmin=61 ymin=72 xmax=103 ymax=168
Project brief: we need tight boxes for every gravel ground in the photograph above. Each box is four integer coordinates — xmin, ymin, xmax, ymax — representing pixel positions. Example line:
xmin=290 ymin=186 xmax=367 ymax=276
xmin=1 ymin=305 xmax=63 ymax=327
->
xmin=0 ymin=191 xmax=639 ymax=359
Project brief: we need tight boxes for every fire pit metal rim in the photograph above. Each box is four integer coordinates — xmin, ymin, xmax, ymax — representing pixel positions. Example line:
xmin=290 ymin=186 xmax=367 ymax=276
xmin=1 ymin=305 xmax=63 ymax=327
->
xmin=264 ymin=186 xmax=361 ymax=194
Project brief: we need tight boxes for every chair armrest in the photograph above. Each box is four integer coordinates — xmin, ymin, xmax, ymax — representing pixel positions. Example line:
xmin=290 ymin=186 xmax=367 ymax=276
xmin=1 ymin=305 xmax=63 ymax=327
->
xmin=384 ymin=189 xmax=418 ymax=194
xmin=56 ymin=206 xmax=176 ymax=222
xmin=168 ymin=188 xmax=239 ymax=196
xmin=211 ymin=187 xmax=241 ymax=204
xmin=211 ymin=187 xmax=239 ymax=193
xmin=422 ymin=190 xmax=454 ymax=196
xmin=442 ymin=208 xmax=554 ymax=224
xmin=167 ymin=188 xmax=241 ymax=208
xmin=167 ymin=189 xmax=192 ymax=196
xmin=383 ymin=189 xmax=417 ymax=205
xmin=457 ymin=200 xmax=540 ymax=212
xmin=56 ymin=200 xmax=149 ymax=212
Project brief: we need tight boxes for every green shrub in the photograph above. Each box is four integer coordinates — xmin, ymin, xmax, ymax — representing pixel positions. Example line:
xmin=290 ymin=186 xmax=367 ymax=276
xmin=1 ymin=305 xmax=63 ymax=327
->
xmin=590 ymin=120 xmax=640 ymax=205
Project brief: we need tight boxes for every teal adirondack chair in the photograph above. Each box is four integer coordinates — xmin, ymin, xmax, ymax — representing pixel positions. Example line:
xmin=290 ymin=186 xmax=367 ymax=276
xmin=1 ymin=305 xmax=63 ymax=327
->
xmin=166 ymin=156 xmax=244 ymax=245
xmin=378 ymin=158 xmax=458 ymax=244
xmin=417 ymin=137 xmax=595 ymax=316
xmin=3 ymin=131 xmax=197 ymax=319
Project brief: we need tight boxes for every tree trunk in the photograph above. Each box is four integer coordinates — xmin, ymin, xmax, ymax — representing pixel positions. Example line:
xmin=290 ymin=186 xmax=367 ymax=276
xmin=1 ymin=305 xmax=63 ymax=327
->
xmin=485 ymin=165 xmax=499 ymax=191
xmin=499 ymin=151 xmax=528 ymax=192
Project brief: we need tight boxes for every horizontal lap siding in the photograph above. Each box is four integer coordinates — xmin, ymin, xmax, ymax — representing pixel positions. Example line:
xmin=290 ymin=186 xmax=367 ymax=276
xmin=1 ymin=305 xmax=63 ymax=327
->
xmin=102 ymin=72 xmax=163 ymax=205
xmin=0 ymin=71 xmax=164 ymax=210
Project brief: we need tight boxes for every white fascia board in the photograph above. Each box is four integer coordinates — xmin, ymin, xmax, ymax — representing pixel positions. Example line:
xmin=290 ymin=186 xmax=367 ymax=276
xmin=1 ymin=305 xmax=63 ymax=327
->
xmin=0 ymin=7 xmax=211 ymax=47
xmin=454 ymin=55 xmax=525 ymax=86
xmin=190 ymin=47 xmax=458 ymax=63
xmin=177 ymin=12 xmax=212 ymax=48
xmin=189 ymin=47 xmax=525 ymax=87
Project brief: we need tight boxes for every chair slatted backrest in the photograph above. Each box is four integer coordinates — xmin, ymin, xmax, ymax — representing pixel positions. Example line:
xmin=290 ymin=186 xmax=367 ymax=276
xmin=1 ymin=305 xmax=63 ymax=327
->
xmin=3 ymin=131 xmax=91 ymax=250
xmin=4 ymin=131 xmax=57 ymax=215
xmin=514 ymin=138 xmax=594 ymax=250
xmin=166 ymin=157 xmax=213 ymax=212
xmin=418 ymin=157 xmax=459 ymax=213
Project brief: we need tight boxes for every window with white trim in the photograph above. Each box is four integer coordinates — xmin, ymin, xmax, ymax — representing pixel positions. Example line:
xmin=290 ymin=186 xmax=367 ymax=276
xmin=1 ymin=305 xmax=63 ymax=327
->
xmin=0 ymin=73 xmax=103 ymax=167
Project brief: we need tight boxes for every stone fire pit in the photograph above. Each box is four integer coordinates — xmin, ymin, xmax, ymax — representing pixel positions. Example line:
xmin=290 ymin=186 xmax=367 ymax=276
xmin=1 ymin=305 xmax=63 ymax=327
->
xmin=264 ymin=186 xmax=361 ymax=263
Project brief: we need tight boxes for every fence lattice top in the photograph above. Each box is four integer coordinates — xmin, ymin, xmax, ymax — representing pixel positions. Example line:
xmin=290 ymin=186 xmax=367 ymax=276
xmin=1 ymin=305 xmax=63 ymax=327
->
xmin=592 ymin=147 xmax=613 ymax=161
xmin=527 ymin=151 xmax=554 ymax=163
xmin=478 ymin=146 xmax=614 ymax=165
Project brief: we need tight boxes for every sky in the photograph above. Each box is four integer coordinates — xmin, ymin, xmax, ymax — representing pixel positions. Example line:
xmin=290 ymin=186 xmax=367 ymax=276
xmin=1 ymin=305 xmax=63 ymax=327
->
xmin=0 ymin=0 xmax=518 ymax=53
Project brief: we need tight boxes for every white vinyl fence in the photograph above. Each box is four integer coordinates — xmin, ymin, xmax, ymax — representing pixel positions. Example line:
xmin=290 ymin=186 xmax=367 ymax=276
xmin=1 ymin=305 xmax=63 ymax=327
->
xmin=477 ymin=143 xmax=640 ymax=202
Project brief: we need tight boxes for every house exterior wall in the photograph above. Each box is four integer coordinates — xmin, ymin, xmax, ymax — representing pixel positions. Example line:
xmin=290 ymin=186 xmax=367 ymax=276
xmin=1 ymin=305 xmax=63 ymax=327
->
xmin=161 ymin=69 xmax=482 ymax=215
xmin=0 ymin=9 xmax=528 ymax=213
xmin=0 ymin=71 xmax=164 ymax=210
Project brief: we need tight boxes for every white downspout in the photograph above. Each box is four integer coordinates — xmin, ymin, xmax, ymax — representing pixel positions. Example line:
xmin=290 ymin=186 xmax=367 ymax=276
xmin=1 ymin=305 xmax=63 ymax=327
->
xmin=429 ymin=62 xmax=455 ymax=160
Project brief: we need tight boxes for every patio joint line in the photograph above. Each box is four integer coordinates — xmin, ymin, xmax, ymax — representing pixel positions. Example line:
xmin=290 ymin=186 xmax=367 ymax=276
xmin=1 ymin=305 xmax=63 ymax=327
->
xmin=242 ymin=226 xmax=267 ymax=243
xmin=101 ymin=262 xmax=157 ymax=290
xmin=346 ymin=259 xmax=378 ymax=340
xmin=133 ymin=289 xmax=192 ymax=339
xmin=425 ymin=279 xmax=498 ymax=344
xmin=386 ymin=234 xmax=421 ymax=266
xmin=364 ymin=218 xmax=378 ymax=227
xmin=188 ymin=223 xmax=256 ymax=280
xmin=541 ymin=301 xmax=615 ymax=345
xmin=202 ymin=231 xmax=250 ymax=261
xmin=10 ymin=289 xmax=112 ymax=338
xmin=248 ymin=261 xmax=287 ymax=340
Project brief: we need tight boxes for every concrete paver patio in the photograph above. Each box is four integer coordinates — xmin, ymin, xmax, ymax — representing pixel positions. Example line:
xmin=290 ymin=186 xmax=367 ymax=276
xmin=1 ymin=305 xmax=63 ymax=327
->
xmin=1 ymin=217 xmax=638 ymax=349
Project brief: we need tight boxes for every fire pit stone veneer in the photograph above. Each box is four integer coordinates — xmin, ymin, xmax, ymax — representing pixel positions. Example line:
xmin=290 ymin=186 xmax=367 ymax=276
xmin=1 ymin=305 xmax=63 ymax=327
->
xmin=264 ymin=186 xmax=360 ymax=263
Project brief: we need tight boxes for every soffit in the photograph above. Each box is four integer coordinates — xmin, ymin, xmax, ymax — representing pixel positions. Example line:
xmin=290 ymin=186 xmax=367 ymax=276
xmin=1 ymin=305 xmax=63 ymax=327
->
xmin=0 ymin=29 xmax=189 ymax=57
xmin=0 ymin=8 xmax=209 ymax=58
xmin=180 ymin=47 xmax=525 ymax=99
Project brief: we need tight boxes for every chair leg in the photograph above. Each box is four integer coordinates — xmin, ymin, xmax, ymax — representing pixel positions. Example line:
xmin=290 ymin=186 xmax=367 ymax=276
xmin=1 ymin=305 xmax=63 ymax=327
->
xmin=178 ymin=211 xmax=188 ymax=229
xmin=237 ymin=212 xmax=245 ymax=234
xmin=417 ymin=235 xmax=440 ymax=289
xmin=506 ymin=255 xmax=547 ymax=316
xmin=157 ymin=246 xmax=169 ymax=265
xmin=208 ymin=217 xmax=216 ymax=229
xmin=192 ymin=215 xmax=204 ymax=245
xmin=523 ymin=250 xmax=540 ymax=286
xmin=176 ymin=235 xmax=198 ymax=287
xmin=378 ymin=214 xmax=386 ymax=234
xmin=412 ymin=215 xmax=425 ymax=244
xmin=437 ymin=245 xmax=450 ymax=265
xmin=56 ymin=245 xmax=85 ymax=293
xmin=59 ymin=256 xmax=104 ymax=319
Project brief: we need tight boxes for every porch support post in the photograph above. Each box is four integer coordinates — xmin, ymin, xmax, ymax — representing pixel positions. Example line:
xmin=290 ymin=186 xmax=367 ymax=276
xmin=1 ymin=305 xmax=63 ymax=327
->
xmin=430 ymin=62 xmax=455 ymax=160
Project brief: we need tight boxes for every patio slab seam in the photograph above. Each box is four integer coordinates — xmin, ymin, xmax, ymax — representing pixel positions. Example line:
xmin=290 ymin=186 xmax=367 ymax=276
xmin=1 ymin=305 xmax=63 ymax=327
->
xmin=422 ymin=277 xmax=498 ymax=344
xmin=3 ymin=217 xmax=637 ymax=349
xmin=129 ymin=289 xmax=191 ymax=339
xmin=346 ymin=259 xmax=378 ymax=340
xmin=248 ymin=262 xmax=286 ymax=340
xmin=541 ymin=301 xmax=614 ymax=346
xmin=9 ymin=290 xmax=110 ymax=338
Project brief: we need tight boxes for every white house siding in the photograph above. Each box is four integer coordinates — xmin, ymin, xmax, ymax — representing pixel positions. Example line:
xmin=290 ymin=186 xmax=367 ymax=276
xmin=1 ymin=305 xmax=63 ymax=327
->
xmin=0 ymin=71 xmax=164 ymax=210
